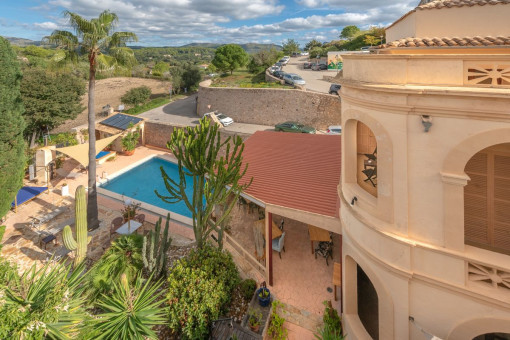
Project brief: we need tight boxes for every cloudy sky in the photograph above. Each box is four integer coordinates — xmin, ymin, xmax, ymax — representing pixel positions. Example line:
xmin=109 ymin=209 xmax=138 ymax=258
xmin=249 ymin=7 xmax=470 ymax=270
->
xmin=1 ymin=0 xmax=416 ymax=47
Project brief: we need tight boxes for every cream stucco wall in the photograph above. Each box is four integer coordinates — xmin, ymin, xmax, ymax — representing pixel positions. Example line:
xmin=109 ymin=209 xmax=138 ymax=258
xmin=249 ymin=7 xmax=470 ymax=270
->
xmin=339 ymin=52 xmax=510 ymax=339
xmin=387 ymin=4 xmax=510 ymax=42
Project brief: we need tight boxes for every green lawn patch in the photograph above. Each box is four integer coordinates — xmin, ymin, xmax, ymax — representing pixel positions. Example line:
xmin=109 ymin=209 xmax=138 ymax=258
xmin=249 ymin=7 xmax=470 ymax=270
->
xmin=211 ymin=69 xmax=288 ymax=89
xmin=125 ymin=95 xmax=185 ymax=115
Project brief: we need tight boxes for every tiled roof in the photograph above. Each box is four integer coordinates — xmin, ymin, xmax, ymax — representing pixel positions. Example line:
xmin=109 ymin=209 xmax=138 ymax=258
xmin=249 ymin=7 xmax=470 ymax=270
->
xmin=380 ymin=36 xmax=510 ymax=48
xmin=239 ymin=131 xmax=341 ymax=218
xmin=387 ymin=0 xmax=510 ymax=29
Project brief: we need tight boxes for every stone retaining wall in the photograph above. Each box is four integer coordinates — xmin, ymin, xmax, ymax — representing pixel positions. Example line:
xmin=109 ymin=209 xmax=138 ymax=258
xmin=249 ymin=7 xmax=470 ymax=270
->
xmin=197 ymin=80 xmax=341 ymax=129
xmin=144 ymin=121 xmax=250 ymax=157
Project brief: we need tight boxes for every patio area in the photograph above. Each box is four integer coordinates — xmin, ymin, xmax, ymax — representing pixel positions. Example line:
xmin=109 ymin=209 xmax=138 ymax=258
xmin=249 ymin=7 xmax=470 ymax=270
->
xmin=228 ymin=205 xmax=341 ymax=317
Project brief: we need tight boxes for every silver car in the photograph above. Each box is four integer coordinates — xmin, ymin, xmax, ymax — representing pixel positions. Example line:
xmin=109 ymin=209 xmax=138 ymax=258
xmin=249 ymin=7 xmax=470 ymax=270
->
xmin=283 ymin=73 xmax=306 ymax=86
xmin=327 ymin=125 xmax=342 ymax=135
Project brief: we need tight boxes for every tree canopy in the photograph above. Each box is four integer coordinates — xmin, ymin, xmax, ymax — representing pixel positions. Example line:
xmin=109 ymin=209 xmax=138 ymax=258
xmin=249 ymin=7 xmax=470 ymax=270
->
xmin=247 ymin=48 xmax=282 ymax=74
xmin=181 ymin=65 xmax=202 ymax=90
xmin=340 ymin=25 xmax=360 ymax=40
xmin=21 ymin=69 xmax=85 ymax=145
xmin=304 ymin=39 xmax=323 ymax=51
xmin=211 ymin=44 xmax=248 ymax=75
xmin=0 ymin=37 xmax=26 ymax=218
xmin=282 ymin=39 xmax=300 ymax=55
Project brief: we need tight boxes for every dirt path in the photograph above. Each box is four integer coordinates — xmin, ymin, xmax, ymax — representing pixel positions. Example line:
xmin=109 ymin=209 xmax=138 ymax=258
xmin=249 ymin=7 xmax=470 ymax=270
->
xmin=53 ymin=77 xmax=171 ymax=133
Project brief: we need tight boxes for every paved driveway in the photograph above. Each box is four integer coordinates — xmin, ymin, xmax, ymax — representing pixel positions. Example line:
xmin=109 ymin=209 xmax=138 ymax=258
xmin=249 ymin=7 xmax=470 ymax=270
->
xmin=140 ymin=93 xmax=274 ymax=135
xmin=282 ymin=56 xmax=338 ymax=94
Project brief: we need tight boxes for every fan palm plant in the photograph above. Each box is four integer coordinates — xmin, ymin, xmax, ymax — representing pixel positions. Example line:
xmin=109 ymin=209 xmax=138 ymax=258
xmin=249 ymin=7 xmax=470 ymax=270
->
xmin=44 ymin=11 xmax=138 ymax=229
xmin=88 ymin=234 xmax=144 ymax=300
xmin=0 ymin=260 xmax=89 ymax=339
xmin=92 ymin=274 xmax=166 ymax=340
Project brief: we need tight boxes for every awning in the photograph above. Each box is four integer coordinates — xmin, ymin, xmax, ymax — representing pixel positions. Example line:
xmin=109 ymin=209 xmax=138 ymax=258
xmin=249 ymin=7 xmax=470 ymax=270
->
xmin=56 ymin=134 xmax=121 ymax=167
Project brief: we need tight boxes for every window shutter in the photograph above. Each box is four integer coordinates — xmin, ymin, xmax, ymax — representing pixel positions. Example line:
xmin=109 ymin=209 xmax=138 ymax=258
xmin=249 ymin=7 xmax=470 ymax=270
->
xmin=465 ymin=146 xmax=510 ymax=254
xmin=357 ymin=122 xmax=377 ymax=155
xmin=465 ymin=152 xmax=489 ymax=246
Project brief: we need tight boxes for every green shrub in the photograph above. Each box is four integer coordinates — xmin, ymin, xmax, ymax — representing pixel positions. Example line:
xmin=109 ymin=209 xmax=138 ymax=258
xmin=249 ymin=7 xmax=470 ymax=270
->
xmin=268 ymin=300 xmax=288 ymax=340
xmin=125 ymin=97 xmax=171 ymax=115
xmin=121 ymin=124 xmax=141 ymax=151
xmin=37 ymin=132 xmax=78 ymax=147
xmin=87 ymin=234 xmax=144 ymax=300
xmin=121 ymin=86 xmax=152 ymax=107
xmin=239 ymin=279 xmax=257 ymax=301
xmin=0 ymin=261 xmax=89 ymax=339
xmin=167 ymin=244 xmax=240 ymax=339
xmin=314 ymin=323 xmax=345 ymax=340
xmin=322 ymin=300 xmax=342 ymax=334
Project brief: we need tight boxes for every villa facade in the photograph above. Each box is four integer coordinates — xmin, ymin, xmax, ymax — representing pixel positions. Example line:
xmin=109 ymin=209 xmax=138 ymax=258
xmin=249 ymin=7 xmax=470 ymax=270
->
xmin=339 ymin=0 xmax=510 ymax=339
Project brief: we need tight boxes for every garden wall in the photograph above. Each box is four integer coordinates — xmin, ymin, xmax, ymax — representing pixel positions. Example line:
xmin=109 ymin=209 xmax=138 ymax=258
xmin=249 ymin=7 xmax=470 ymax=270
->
xmin=197 ymin=80 xmax=341 ymax=130
xmin=143 ymin=121 xmax=250 ymax=157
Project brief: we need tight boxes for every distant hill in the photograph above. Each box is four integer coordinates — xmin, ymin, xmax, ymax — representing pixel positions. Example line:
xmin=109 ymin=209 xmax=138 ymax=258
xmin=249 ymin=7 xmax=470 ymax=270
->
xmin=4 ymin=37 xmax=41 ymax=46
xmin=181 ymin=43 xmax=282 ymax=54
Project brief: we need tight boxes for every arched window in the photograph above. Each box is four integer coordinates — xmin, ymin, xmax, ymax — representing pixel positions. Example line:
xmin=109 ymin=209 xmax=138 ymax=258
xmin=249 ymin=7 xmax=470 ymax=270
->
xmin=356 ymin=121 xmax=377 ymax=197
xmin=464 ymin=143 xmax=510 ymax=255
xmin=473 ymin=333 xmax=510 ymax=340
xmin=357 ymin=264 xmax=379 ymax=339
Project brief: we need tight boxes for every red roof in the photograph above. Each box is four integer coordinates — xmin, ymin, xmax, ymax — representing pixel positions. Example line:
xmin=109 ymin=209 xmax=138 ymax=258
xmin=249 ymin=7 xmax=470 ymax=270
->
xmin=239 ymin=131 xmax=341 ymax=218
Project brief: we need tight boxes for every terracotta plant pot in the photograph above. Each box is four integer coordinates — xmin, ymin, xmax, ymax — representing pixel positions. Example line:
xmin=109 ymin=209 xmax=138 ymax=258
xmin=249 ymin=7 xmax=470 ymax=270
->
xmin=123 ymin=149 xmax=135 ymax=156
xmin=249 ymin=324 xmax=260 ymax=333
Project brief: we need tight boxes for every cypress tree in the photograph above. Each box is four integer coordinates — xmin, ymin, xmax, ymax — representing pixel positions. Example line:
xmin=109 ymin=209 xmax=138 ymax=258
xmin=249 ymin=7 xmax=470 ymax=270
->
xmin=0 ymin=37 xmax=26 ymax=218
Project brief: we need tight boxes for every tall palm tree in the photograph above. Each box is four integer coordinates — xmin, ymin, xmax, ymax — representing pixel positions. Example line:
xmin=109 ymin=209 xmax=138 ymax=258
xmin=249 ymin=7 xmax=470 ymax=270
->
xmin=45 ymin=11 xmax=137 ymax=229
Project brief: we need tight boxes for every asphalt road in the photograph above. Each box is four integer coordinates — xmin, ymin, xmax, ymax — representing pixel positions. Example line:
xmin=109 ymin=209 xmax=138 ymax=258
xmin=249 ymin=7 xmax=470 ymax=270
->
xmin=282 ymin=56 xmax=337 ymax=94
xmin=140 ymin=93 xmax=274 ymax=135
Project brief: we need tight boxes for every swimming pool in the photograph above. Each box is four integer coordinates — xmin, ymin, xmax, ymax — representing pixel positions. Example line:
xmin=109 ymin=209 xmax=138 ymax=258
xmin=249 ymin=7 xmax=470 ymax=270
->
xmin=100 ymin=157 xmax=196 ymax=219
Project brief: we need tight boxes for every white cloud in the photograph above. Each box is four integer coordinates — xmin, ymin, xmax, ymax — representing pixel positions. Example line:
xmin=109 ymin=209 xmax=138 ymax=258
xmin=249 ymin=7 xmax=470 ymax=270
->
xmin=33 ymin=21 xmax=59 ymax=30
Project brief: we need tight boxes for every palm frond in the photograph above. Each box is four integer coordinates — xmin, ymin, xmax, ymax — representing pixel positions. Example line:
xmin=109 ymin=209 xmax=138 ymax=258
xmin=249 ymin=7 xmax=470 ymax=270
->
xmin=108 ymin=47 xmax=137 ymax=68
xmin=110 ymin=31 xmax=138 ymax=47
xmin=63 ymin=11 xmax=94 ymax=37
xmin=44 ymin=30 xmax=79 ymax=50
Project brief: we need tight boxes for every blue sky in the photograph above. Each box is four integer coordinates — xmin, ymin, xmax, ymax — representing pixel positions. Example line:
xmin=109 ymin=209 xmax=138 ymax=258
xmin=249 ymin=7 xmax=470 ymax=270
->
xmin=0 ymin=0 xmax=416 ymax=47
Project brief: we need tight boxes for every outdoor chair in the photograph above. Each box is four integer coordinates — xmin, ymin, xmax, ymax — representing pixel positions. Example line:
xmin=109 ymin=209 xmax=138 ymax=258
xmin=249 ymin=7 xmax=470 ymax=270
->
xmin=279 ymin=219 xmax=285 ymax=231
xmin=272 ymin=232 xmax=286 ymax=259
xmin=110 ymin=217 xmax=124 ymax=240
xmin=315 ymin=237 xmax=333 ymax=265
xmin=134 ymin=214 xmax=145 ymax=224
xmin=362 ymin=167 xmax=377 ymax=187
xmin=364 ymin=147 xmax=377 ymax=161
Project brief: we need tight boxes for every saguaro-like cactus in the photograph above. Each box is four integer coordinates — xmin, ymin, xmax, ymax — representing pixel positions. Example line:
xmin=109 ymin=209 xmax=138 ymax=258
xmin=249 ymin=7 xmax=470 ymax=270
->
xmin=63 ymin=185 xmax=90 ymax=266
xmin=142 ymin=213 xmax=171 ymax=278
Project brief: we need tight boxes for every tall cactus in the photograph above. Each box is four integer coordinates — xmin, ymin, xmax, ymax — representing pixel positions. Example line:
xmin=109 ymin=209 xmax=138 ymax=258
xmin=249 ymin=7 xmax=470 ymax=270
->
xmin=63 ymin=185 xmax=91 ymax=266
xmin=142 ymin=213 xmax=171 ymax=278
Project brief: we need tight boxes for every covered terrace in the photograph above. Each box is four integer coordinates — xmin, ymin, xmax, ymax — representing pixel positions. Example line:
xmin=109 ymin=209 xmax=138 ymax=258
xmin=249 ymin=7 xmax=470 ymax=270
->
xmin=228 ymin=130 xmax=342 ymax=317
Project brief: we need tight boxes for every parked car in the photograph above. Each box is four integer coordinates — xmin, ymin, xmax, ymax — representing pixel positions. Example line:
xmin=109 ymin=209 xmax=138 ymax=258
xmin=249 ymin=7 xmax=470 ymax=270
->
xmin=303 ymin=62 xmax=312 ymax=69
xmin=329 ymin=84 xmax=341 ymax=95
xmin=269 ymin=66 xmax=280 ymax=74
xmin=283 ymin=56 xmax=290 ymax=60
xmin=273 ymin=70 xmax=286 ymax=79
xmin=274 ymin=62 xmax=283 ymax=68
xmin=275 ymin=121 xmax=316 ymax=134
xmin=279 ymin=58 xmax=288 ymax=65
xmin=312 ymin=63 xmax=328 ymax=71
xmin=283 ymin=73 xmax=306 ymax=86
xmin=291 ymin=52 xmax=299 ymax=57
xmin=204 ymin=112 xmax=234 ymax=126
xmin=301 ymin=52 xmax=309 ymax=56
xmin=326 ymin=125 xmax=342 ymax=135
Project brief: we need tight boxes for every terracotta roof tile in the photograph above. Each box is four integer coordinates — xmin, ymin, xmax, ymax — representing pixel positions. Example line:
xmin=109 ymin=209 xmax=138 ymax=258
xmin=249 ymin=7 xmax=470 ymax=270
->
xmin=387 ymin=0 xmax=509 ymax=29
xmin=239 ymin=131 xmax=341 ymax=218
xmin=379 ymin=36 xmax=510 ymax=48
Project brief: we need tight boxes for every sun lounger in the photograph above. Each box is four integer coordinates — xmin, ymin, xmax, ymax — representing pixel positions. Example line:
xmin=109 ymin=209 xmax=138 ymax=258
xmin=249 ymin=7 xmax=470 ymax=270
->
xmin=56 ymin=168 xmax=82 ymax=179
xmin=30 ymin=206 xmax=68 ymax=230
xmin=11 ymin=186 xmax=49 ymax=213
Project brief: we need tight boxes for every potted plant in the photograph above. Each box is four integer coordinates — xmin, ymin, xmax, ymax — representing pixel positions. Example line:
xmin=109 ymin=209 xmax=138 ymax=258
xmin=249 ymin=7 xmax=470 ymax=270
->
xmin=121 ymin=201 xmax=141 ymax=223
xmin=247 ymin=308 xmax=262 ymax=333
xmin=256 ymin=281 xmax=271 ymax=307
xmin=121 ymin=124 xmax=141 ymax=156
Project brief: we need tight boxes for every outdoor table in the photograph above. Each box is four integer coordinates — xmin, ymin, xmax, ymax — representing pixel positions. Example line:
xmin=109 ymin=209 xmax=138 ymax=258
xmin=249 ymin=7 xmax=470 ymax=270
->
xmin=116 ymin=220 xmax=142 ymax=235
xmin=308 ymin=224 xmax=331 ymax=254
xmin=255 ymin=219 xmax=282 ymax=240
xmin=333 ymin=262 xmax=341 ymax=301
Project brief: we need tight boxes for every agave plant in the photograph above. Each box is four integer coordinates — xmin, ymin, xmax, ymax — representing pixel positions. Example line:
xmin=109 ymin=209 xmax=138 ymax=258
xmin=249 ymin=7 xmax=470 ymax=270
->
xmin=93 ymin=274 xmax=166 ymax=339
xmin=88 ymin=234 xmax=143 ymax=300
xmin=0 ymin=260 xmax=89 ymax=339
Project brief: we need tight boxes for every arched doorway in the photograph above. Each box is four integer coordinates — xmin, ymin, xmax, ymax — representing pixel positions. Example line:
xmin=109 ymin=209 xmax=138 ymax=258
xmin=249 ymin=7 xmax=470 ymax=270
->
xmin=357 ymin=264 xmax=379 ymax=339
xmin=473 ymin=333 xmax=510 ymax=340
xmin=356 ymin=121 xmax=378 ymax=197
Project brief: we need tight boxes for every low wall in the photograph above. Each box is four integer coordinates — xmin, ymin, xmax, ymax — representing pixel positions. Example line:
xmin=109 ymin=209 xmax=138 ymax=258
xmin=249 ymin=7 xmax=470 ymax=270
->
xmin=143 ymin=121 xmax=250 ymax=157
xmin=197 ymin=80 xmax=341 ymax=129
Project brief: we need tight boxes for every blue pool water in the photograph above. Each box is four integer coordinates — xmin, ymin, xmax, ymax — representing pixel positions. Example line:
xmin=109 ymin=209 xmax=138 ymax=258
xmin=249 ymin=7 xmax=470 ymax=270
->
xmin=100 ymin=157 xmax=195 ymax=218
